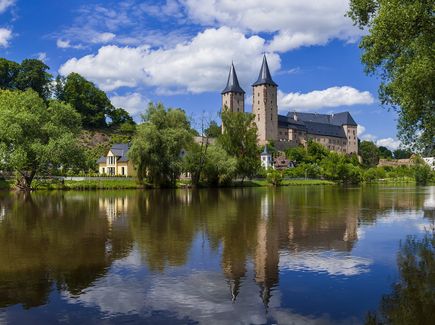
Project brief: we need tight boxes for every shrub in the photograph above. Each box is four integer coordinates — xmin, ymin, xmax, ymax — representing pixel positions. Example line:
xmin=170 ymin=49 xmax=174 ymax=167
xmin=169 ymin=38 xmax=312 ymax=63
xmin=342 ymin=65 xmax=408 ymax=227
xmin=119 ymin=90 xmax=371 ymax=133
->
xmin=267 ymin=170 xmax=283 ymax=186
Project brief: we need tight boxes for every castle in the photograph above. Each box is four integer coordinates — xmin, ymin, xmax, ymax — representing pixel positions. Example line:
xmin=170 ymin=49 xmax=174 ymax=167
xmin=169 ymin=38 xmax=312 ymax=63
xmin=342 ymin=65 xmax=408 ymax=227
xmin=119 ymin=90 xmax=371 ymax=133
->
xmin=221 ymin=56 xmax=358 ymax=154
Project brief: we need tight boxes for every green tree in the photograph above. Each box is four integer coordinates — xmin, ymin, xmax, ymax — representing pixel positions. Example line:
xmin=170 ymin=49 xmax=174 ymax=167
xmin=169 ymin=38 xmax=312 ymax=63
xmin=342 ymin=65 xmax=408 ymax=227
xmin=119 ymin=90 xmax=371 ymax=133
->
xmin=379 ymin=146 xmax=393 ymax=159
xmin=204 ymin=120 xmax=221 ymax=138
xmin=348 ymin=0 xmax=435 ymax=154
xmin=0 ymin=90 xmax=83 ymax=190
xmin=56 ymin=73 xmax=114 ymax=129
xmin=108 ymin=107 xmax=135 ymax=129
xmin=220 ymin=111 xmax=260 ymax=181
xmin=360 ymin=140 xmax=380 ymax=167
xmin=0 ymin=58 xmax=20 ymax=89
xmin=128 ymin=102 xmax=194 ymax=187
xmin=267 ymin=169 xmax=283 ymax=186
xmin=306 ymin=140 xmax=329 ymax=163
xmin=393 ymin=149 xmax=412 ymax=159
xmin=285 ymin=146 xmax=308 ymax=164
xmin=15 ymin=59 xmax=52 ymax=100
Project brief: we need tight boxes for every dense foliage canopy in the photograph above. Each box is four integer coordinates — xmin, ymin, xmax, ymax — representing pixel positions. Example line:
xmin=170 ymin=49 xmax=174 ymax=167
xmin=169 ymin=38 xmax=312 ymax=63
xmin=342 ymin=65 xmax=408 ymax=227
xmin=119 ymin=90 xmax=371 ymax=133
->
xmin=0 ymin=90 xmax=83 ymax=190
xmin=348 ymin=0 xmax=434 ymax=154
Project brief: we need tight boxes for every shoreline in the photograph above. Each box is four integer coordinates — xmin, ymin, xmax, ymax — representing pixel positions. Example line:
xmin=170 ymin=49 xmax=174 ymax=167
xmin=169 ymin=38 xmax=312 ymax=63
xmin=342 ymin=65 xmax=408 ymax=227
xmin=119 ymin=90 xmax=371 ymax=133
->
xmin=1 ymin=177 xmax=429 ymax=191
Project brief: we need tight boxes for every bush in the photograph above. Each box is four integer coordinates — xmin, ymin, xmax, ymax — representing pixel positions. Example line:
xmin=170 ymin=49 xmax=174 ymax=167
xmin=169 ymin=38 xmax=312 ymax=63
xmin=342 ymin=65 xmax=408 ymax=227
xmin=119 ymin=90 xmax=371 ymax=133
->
xmin=414 ymin=163 xmax=432 ymax=185
xmin=267 ymin=170 xmax=283 ymax=186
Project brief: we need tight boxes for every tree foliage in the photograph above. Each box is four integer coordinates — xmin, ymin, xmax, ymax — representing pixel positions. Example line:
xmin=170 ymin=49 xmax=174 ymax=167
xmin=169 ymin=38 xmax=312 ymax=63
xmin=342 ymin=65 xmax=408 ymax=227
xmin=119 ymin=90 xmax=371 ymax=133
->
xmin=55 ymin=73 xmax=114 ymax=129
xmin=128 ymin=102 xmax=194 ymax=187
xmin=204 ymin=120 xmax=221 ymax=138
xmin=379 ymin=146 xmax=393 ymax=159
xmin=360 ymin=140 xmax=380 ymax=167
xmin=0 ymin=90 xmax=83 ymax=190
xmin=0 ymin=58 xmax=52 ymax=100
xmin=348 ymin=0 xmax=435 ymax=154
xmin=219 ymin=111 xmax=260 ymax=181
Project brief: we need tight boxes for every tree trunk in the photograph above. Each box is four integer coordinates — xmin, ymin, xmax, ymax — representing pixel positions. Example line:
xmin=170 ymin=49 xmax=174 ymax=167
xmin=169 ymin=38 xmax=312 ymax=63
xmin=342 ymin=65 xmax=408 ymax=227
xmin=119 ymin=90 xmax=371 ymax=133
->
xmin=15 ymin=170 xmax=36 ymax=191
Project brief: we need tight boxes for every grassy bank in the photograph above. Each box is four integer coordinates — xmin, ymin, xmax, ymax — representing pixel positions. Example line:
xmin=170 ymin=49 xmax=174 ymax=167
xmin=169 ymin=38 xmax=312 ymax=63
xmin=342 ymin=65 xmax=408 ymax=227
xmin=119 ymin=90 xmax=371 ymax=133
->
xmin=228 ymin=179 xmax=336 ymax=187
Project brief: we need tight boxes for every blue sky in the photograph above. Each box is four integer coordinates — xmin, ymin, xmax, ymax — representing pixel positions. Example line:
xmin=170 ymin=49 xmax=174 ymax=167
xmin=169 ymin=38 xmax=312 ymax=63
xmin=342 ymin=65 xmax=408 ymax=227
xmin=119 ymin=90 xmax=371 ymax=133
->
xmin=0 ymin=0 xmax=400 ymax=149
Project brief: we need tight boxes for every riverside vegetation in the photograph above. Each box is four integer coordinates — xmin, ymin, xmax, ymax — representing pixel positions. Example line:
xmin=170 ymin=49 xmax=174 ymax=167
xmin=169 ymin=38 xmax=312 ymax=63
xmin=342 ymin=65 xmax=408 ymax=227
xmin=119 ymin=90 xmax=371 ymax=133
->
xmin=0 ymin=58 xmax=433 ymax=191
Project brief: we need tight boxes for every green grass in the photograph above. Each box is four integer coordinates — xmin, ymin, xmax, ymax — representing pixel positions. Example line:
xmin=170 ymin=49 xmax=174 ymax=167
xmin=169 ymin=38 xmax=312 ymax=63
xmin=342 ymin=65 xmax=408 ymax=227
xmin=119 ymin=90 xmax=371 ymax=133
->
xmin=30 ymin=179 xmax=142 ymax=190
xmin=229 ymin=179 xmax=335 ymax=187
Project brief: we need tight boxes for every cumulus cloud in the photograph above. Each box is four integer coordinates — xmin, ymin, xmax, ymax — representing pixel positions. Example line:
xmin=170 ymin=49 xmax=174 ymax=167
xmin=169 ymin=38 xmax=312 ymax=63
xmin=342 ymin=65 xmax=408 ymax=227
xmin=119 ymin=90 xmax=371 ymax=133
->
xmin=181 ymin=0 xmax=363 ymax=51
xmin=37 ymin=52 xmax=47 ymax=62
xmin=0 ymin=0 xmax=14 ymax=13
xmin=357 ymin=125 xmax=366 ymax=137
xmin=59 ymin=27 xmax=280 ymax=93
xmin=376 ymin=137 xmax=401 ymax=150
xmin=0 ymin=28 xmax=12 ymax=47
xmin=278 ymin=86 xmax=374 ymax=111
xmin=110 ymin=92 xmax=149 ymax=118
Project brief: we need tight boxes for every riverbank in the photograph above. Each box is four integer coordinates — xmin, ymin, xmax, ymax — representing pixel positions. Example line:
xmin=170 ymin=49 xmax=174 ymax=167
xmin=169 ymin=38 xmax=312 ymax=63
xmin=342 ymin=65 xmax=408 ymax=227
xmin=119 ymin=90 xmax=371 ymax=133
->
xmin=0 ymin=178 xmax=336 ymax=190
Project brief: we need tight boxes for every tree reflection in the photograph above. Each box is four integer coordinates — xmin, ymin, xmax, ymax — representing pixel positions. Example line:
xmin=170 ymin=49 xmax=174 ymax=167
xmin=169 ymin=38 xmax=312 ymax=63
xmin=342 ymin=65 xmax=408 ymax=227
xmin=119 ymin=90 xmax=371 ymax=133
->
xmin=0 ymin=192 xmax=133 ymax=308
xmin=366 ymin=229 xmax=435 ymax=325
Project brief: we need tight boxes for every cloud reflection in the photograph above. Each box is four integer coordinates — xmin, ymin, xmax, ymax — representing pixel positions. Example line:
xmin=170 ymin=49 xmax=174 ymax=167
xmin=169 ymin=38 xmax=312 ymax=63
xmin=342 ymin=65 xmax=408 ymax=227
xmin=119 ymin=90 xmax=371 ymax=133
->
xmin=279 ymin=251 xmax=372 ymax=276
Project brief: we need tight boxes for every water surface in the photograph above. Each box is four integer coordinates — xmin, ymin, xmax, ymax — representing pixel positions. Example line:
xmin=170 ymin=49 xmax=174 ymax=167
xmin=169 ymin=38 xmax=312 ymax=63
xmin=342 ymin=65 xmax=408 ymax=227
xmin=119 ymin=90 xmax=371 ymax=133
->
xmin=0 ymin=186 xmax=433 ymax=324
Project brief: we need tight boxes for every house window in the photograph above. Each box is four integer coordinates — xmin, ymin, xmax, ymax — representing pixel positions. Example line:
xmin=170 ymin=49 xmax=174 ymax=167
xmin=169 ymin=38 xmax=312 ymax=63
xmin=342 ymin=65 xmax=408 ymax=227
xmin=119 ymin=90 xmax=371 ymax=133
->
xmin=102 ymin=168 xmax=105 ymax=174
xmin=121 ymin=167 xmax=125 ymax=176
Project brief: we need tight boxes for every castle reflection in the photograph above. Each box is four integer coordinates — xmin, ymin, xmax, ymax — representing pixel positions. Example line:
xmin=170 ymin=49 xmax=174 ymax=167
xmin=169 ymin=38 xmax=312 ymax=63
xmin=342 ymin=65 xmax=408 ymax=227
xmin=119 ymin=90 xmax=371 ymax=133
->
xmin=0 ymin=186 xmax=430 ymax=311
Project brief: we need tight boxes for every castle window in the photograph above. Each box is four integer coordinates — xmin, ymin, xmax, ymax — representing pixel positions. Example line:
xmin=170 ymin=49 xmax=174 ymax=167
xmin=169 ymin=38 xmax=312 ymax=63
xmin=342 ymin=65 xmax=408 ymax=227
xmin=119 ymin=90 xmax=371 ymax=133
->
xmin=271 ymin=114 xmax=273 ymax=121
xmin=258 ymin=100 xmax=260 ymax=104
xmin=258 ymin=114 xmax=260 ymax=121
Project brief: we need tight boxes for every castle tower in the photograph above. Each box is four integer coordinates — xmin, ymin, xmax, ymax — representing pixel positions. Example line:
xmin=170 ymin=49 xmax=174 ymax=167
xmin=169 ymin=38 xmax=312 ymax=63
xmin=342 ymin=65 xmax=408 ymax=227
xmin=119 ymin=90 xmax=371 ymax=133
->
xmin=252 ymin=55 xmax=278 ymax=145
xmin=221 ymin=63 xmax=245 ymax=114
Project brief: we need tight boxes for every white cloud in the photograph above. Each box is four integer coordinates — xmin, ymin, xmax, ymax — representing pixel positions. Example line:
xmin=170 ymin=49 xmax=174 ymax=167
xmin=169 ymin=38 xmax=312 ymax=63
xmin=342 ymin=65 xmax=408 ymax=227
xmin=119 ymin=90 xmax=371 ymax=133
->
xmin=0 ymin=28 xmax=12 ymax=47
xmin=278 ymin=86 xmax=374 ymax=111
xmin=91 ymin=32 xmax=116 ymax=43
xmin=357 ymin=124 xmax=366 ymax=137
xmin=0 ymin=0 xmax=14 ymax=13
xmin=376 ymin=137 xmax=401 ymax=150
xmin=56 ymin=39 xmax=84 ymax=49
xmin=110 ymin=92 xmax=149 ymax=117
xmin=181 ymin=0 xmax=363 ymax=51
xmin=37 ymin=52 xmax=47 ymax=62
xmin=59 ymin=27 xmax=280 ymax=93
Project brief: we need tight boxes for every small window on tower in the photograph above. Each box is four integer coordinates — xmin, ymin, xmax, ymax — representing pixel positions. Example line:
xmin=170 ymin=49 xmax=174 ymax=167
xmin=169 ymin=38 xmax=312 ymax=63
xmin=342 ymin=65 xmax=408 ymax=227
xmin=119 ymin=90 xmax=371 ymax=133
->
xmin=258 ymin=114 xmax=260 ymax=121
xmin=258 ymin=100 xmax=260 ymax=104
xmin=271 ymin=114 xmax=272 ymax=121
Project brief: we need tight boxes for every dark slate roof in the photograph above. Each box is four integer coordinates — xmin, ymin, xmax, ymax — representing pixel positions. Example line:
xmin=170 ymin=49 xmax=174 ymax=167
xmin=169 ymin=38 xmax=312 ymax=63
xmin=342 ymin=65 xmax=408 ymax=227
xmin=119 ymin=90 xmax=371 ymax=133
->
xmin=97 ymin=156 xmax=106 ymax=164
xmin=304 ymin=121 xmax=346 ymax=138
xmin=289 ymin=112 xmax=357 ymax=126
xmin=221 ymin=63 xmax=245 ymax=94
xmin=252 ymin=55 xmax=277 ymax=87
xmin=261 ymin=146 xmax=269 ymax=155
xmin=278 ymin=115 xmax=307 ymax=131
xmin=108 ymin=143 xmax=130 ymax=162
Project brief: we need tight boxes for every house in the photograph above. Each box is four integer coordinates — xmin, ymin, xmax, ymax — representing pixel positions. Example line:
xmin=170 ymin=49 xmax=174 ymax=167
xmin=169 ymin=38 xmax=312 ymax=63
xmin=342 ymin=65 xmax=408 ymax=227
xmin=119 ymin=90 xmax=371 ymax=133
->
xmin=221 ymin=56 xmax=358 ymax=154
xmin=97 ymin=143 xmax=136 ymax=176
xmin=260 ymin=146 xmax=273 ymax=170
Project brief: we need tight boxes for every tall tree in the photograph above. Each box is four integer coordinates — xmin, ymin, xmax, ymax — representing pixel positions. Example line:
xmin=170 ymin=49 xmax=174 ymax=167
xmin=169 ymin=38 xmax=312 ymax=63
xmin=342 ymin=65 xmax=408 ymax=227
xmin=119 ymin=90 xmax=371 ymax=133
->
xmin=220 ymin=111 xmax=260 ymax=181
xmin=204 ymin=120 xmax=221 ymax=138
xmin=348 ymin=0 xmax=435 ymax=154
xmin=108 ymin=107 xmax=135 ymax=128
xmin=56 ymin=73 xmax=113 ymax=129
xmin=15 ymin=59 xmax=52 ymax=100
xmin=359 ymin=140 xmax=380 ymax=167
xmin=0 ymin=90 xmax=83 ymax=190
xmin=128 ymin=102 xmax=194 ymax=187
xmin=393 ymin=148 xmax=413 ymax=159
xmin=0 ymin=58 xmax=20 ymax=89
xmin=379 ymin=146 xmax=393 ymax=159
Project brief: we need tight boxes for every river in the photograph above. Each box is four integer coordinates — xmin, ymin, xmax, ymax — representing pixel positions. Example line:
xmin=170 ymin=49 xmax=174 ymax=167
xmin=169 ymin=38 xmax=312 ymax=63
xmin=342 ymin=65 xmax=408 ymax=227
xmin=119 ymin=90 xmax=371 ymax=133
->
xmin=0 ymin=185 xmax=433 ymax=324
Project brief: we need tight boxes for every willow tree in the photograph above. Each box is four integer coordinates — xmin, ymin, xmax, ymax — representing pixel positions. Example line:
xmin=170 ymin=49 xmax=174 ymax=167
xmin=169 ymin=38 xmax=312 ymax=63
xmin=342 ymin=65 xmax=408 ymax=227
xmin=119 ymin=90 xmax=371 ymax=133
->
xmin=0 ymin=89 xmax=83 ymax=190
xmin=128 ymin=102 xmax=194 ymax=187
xmin=348 ymin=0 xmax=434 ymax=154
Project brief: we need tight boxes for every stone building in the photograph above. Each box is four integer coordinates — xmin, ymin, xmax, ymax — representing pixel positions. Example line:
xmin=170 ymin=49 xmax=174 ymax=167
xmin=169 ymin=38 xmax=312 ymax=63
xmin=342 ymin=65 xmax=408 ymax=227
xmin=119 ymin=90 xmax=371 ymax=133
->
xmin=221 ymin=55 xmax=359 ymax=154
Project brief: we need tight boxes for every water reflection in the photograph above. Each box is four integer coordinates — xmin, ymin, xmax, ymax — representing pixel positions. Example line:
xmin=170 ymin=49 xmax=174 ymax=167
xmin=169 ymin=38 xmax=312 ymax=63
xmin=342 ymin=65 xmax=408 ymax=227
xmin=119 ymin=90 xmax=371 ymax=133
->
xmin=0 ymin=186 xmax=432 ymax=324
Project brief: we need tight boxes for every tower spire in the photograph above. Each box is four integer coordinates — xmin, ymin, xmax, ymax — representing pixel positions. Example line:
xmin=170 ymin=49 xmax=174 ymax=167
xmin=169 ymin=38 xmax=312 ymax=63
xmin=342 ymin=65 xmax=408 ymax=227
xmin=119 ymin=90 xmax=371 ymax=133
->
xmin=252 ymin=55 xmax=277 ymax=87
xmin=222 ymin=63 xmax=245 ymax=94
